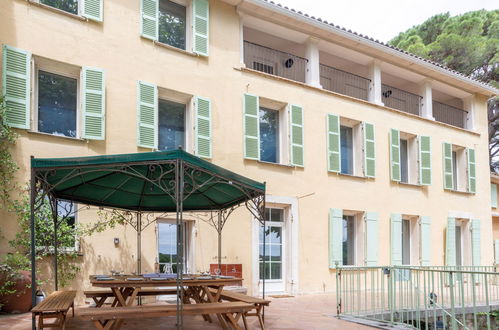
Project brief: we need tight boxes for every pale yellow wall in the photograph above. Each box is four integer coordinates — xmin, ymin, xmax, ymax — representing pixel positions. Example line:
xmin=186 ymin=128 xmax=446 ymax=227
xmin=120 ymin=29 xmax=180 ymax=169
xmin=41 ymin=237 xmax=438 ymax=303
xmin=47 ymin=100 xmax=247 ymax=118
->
xmin=0 ymin=0 xmax=495 ymax=302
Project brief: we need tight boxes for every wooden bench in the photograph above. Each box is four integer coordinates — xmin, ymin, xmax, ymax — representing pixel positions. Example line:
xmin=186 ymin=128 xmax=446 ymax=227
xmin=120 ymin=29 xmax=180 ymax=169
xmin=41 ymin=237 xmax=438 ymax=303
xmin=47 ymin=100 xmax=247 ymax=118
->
xmin=31 ymin=290 xmax=76 ymax=330
xmin=79 ymin=301 xmax=254 ymax=330
xmin=208 ymin=288 xmax=270 ymax=329
xmin=84 ymin=288 xmax=179 ymax=307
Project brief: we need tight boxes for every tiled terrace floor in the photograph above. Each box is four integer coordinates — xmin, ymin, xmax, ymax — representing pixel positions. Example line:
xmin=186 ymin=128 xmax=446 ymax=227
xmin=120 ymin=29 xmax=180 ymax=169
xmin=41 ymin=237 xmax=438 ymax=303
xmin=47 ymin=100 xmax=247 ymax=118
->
xmin=0 ymin=294 xmax=371 ymax=329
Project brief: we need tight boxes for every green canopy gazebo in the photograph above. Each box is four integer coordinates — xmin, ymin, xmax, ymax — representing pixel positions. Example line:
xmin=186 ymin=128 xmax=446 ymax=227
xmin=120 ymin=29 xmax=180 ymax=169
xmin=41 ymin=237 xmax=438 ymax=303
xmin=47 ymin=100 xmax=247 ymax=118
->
xmin=29 ymin=149 xmax=266 ymax=329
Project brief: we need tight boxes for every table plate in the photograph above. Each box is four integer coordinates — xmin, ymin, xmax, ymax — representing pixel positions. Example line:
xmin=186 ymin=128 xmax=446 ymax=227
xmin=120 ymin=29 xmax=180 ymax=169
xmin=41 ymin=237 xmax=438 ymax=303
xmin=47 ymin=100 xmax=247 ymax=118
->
xmin=126 ymin=277 xmax=144 ymax=281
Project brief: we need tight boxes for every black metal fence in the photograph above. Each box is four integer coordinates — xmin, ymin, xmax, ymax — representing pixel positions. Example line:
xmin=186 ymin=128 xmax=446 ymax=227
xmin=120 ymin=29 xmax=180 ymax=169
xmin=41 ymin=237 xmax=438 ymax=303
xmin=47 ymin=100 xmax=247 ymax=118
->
xmin=433 ymin=101 xmax=468 ymax=128
xmin=382 ymin=84 xmax=422 ymax=116
xmin=243 ymin=41 xmax=307 ymax=83
xmin=320 ymin=64 xmax=370 ymax=101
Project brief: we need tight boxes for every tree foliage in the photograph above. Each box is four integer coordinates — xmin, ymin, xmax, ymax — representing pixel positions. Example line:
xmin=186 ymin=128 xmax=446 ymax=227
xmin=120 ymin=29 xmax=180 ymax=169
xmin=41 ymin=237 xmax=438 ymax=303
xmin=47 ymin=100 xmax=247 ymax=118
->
xmin=390 ymin=10 xmax=498 ymax=87
xmin=0 ymin=97 xmax=19 ymax=205
xmin=390 ymin=10 xmax=499 ymax=170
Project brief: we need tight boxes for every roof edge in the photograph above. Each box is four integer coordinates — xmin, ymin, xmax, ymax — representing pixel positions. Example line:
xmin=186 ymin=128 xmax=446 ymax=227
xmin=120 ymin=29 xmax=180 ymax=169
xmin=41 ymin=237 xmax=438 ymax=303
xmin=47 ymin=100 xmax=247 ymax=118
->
xmin=241 ymin=0 xmax=499 ymax=96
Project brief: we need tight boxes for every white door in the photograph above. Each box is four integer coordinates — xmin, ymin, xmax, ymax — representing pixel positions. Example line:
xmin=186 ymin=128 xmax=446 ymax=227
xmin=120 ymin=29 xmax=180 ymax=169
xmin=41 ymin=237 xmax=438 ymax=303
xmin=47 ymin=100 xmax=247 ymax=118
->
xmin=259 ymin=208 xmax=285 ymax=293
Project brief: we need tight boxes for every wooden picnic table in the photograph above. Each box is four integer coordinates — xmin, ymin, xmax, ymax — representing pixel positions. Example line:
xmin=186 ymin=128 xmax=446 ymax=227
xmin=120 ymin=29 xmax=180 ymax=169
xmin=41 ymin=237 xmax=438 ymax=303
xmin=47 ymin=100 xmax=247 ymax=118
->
xmin=89 ymin=275 xmax=243 ymax=329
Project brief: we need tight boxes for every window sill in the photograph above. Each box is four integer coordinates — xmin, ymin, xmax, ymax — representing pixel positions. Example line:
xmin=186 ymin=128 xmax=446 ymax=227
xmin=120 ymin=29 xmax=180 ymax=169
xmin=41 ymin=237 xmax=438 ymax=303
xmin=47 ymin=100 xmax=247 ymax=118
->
xmin=144 ymin=38 xmax=199 ymax=58
xmin=398 ymin=181 xmax=423 ymax=187
xmin=255 ymin=160 xmax=296 ymax=168
xmin=444 ymin=188 xmax=475 ymax=195
xmin=27 ymin=130 xmax=87 ymax=142
xmin=26 ymin=0 xmax=88 ymax=22
xmin=331 ymin=172 xmax=370 ymax=180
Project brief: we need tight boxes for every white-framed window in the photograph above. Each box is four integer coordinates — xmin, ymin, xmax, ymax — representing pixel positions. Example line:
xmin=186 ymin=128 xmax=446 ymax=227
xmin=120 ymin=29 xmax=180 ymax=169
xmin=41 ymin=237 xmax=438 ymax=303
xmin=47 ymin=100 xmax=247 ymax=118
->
xmin=339 ymin=118 xmax=364 ymax=176
xmin=401 ymin=215 xmax=420 ymax=266
xmin=141 ymin=0 xmax=209 ymax=56
xmin=329 ymin=209 xmax=372 ymax=267
xmin=243 ymin=94 xmax=304 ymax=166
xmin=258 ymin=99 xmax=290 ymax=165
xmin=158 ymin=0 xmax=190 ymax=50
xmin=33 ymin=57 xmax=81 ymax=138
xmin=443 ymin=143 xmax=475 ymax=193
xmin=399 ymin=132 xmax=418 ymax=184
xmin=454 ymin=219 xmax=471 ymax=267
xmin=35 ymin=0 xmax=103 ymax=21
xmin=157 ymin=88 xmax=193 ymax=152
xmin=341 ymin=211 xmax=365 ymax=266
xmin=57 ymin=200 xmax=79 ymax=251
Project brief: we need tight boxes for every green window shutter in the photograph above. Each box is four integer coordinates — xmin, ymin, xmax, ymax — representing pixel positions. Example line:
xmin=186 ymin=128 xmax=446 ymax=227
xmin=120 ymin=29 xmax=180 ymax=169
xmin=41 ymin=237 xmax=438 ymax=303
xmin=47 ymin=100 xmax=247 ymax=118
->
xmin=327 ymin=114 xmax=340 ymax=173
xmin=390 ymin=213 xmax=402 ymax=265
xmin=82 ymin=67 xmax=105 ymax=140
xmin=363 ymin=122 xmax=376 ymax=178
xmin=443 ymin=142 xmax=454 ymax=190
xmin=471 ymin=219 xmax=480 ymax=266
xmin=492 ymin=184 xmax=498 ymax=208
xmin=290 ymin=104 xmax=304 ymax=167
xmin=420 ymin=216 xmax=431 ymax=266
xmin=329 ymin=208 xmax=343 ymax=268
xmin=467 ymin=148 xmax=476 ymax=193
xmin=495 ymin=240 xmax=499 ymax=265
xmin=82 ymin=0 xmax=103 ymax=22
xmin=445 ymin=217 xmax=456 ymax=266
xmin=141 ymin=0 xmax=158 ymax=40
xmin=194 ymin=96 xmax=211 ymax=158
xmin=2 ymin=45 xmax=31 ymax=129
xmin=419 ymin=135 xmax=431 ymax=185
xmin=192 ymin=0 xmax=209 ymax=56
xmin=137 ymin=81 xmax=157 ymax=149
xmin=243 ymin=93 xmax=259 ymax=160
xmin=390 ymin=129 xmax=401 ymax=182
xmin=365 ymin=212 xmax=378 ymax=266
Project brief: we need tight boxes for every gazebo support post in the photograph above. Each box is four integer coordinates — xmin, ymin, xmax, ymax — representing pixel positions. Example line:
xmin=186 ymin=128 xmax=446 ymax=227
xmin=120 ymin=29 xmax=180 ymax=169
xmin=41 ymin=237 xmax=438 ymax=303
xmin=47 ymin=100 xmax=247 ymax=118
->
xmin=175 ymin=159 xmax=185 ymax=330
xmin=218 ymin=211 xmax=222 ymax=272
xmin=53 ymin=200 xmax=58 ymax=291
xmin=137 ymin=212 xmax=142 ymax=276
xmin=30 ymin=158 xmax=36 ymax=330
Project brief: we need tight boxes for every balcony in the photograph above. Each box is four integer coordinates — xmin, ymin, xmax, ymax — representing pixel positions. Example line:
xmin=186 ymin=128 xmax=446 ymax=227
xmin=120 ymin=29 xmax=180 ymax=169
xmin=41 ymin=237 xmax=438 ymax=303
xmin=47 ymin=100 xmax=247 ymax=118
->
xmin=381 ymin=84 xmax=422 ymax=116
xmin=243 ymin=41 xmax=307 ymax=83
xmin=319 ymin=64 xmax=370 ymax=101
xmin=433 ymin=101 xmax=468 ymax=128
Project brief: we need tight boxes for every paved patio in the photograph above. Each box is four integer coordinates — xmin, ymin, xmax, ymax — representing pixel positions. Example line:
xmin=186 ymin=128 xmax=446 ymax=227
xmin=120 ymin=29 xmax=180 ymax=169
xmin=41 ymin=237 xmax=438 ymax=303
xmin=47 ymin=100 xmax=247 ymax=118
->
xmin=0 ymin=294 xmax=370 ymax=329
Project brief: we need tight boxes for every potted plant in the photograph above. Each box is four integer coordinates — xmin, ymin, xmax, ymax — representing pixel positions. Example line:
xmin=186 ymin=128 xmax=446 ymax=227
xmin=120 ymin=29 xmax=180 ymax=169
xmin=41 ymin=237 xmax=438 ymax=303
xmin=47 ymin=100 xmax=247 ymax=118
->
xmin=0 ymin=253 xmax=32 ymax=313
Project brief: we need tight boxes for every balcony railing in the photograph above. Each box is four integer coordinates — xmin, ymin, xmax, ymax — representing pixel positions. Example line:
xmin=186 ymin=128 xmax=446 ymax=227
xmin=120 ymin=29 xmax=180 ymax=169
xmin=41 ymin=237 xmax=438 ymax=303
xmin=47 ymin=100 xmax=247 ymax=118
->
xmin=382 ymin=84 xmax=422 ymax=116
xmin=243 ymin=41 xmax=307 ymax=83
xmin=319 ymin=64 xmax=370 ymax=101
xmin=336 ymin=266 xmax=499 ymax=330
xmin=433 ymin=101 xmax=468 ymax=129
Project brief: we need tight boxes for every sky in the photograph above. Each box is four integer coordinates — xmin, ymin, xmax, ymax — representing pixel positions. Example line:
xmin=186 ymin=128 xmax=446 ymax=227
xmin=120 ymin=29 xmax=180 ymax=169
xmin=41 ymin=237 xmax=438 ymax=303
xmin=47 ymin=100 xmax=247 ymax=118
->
xmin=274 ymin=0 xmax=498 ymax=42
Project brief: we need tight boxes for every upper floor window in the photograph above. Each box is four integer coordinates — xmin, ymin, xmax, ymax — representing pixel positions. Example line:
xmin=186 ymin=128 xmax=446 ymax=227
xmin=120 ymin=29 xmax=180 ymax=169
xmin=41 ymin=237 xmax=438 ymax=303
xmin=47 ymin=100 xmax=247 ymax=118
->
xmin=2 ymin=45 xmax=106 ymax=140
xmin=37 ymin=69 xmax=78 ymax=138
xmin=40 ymin=0 xmax=78 ymax=15
xmin=159 ymin=0 xmax=187 ymax=50
xmin=35 ymin=0 xmax=103 ymax=21
xmin=443 ymin=143 xmax=475 ymax=193
xmin=390 ymin=129 xmax=431 ymax=185
xmin=259 ymin=107 xmax=280 ymax=163
xmin=136 ymin=81 xmax=212 ymax=158
xmin=158 ymin=99 xmax=186 ymax=151
xmin=327 ymin=114 xmax=375 ymax=178
xmin=141 ymin=0 xmax=209 ymax=56
xmin=243 ymin=94 xmax=304 ymax=167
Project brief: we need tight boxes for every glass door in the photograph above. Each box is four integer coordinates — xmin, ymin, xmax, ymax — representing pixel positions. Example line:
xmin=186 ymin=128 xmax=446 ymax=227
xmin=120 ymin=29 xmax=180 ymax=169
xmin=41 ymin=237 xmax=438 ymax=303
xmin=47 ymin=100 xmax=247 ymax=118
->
xmin=259 ymin=208 xmax=285 ymax=293
xmin=157 ymin=221 xmax=188 ymax=274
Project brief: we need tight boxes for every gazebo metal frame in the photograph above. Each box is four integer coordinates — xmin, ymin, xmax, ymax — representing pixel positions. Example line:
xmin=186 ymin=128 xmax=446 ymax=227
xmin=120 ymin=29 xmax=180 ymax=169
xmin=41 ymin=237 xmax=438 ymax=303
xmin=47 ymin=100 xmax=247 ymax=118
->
xmin=29 ymin=150 xmax=267 ymax=329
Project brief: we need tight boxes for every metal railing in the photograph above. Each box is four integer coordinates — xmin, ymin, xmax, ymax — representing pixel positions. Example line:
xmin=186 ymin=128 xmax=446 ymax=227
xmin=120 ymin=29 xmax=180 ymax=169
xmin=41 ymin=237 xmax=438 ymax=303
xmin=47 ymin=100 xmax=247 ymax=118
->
xmin=243 ymin=41 xmax=307 ymax=83
xmin=433 ymin=101 xmax=468 ymax=129
xmin=336 ymin=266 xmax=499 ymax=329
xmin=319 ymin=64 xmax=370 ymax=101
xmin=382 ymin=84 xmax=422 ymax=116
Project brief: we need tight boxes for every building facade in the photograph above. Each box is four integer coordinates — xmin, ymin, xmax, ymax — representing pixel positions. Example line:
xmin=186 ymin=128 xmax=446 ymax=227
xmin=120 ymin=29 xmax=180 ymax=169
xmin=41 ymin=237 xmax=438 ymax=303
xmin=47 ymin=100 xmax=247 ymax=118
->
xmin=0 ymin=0 xmax=497 ymax=303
